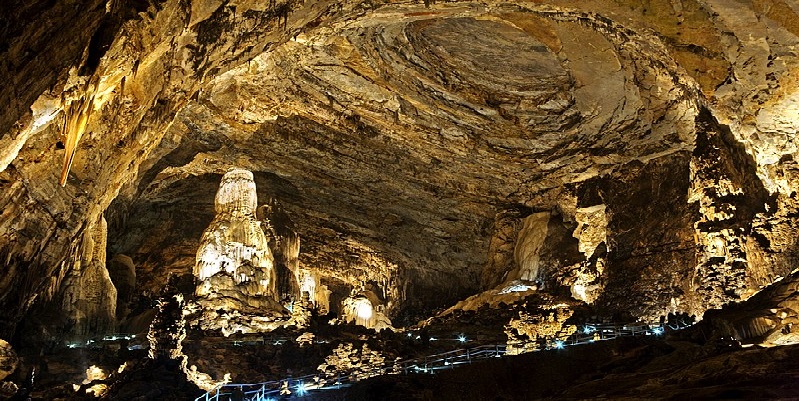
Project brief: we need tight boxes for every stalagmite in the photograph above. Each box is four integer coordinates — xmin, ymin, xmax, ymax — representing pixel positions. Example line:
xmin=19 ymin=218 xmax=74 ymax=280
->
xmin=188 ymin=168 xmax=296 ymax=334
xmin=59 ymin=216 xmax=117 ymax=339
xmin=194 ymin=168 xmax=277 ymax=298
xmin=513 ymin=212 xmax=550 ymax=283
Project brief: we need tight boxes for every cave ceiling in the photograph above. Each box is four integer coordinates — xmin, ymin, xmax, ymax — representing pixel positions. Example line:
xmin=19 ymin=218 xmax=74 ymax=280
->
xmin=1 ymin=0 xmax=799 ymax=334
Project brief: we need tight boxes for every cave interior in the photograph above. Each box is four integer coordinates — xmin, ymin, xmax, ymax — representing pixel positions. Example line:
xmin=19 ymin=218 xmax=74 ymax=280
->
xmin=2 ymin=0 xmax=799 ymax=399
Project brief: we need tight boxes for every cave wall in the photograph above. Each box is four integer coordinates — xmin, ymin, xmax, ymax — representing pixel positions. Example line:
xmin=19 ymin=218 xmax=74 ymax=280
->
xmin=0 ymin=0 xmax=798 ymax=339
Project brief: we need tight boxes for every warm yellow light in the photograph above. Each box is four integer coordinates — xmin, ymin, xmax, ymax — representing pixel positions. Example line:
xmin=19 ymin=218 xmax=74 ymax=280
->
xmin=354 ymin=299 xmax=373 ymax=321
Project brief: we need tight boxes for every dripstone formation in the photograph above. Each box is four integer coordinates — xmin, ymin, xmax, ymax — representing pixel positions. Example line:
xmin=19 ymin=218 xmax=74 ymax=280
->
xmin=191 ymin=168 xmax=287 ymax=335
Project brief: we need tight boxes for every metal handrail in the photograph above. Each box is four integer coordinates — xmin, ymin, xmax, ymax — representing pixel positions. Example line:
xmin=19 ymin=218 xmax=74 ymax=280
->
xmin=195 ymin=323 xmax=671 ymax=401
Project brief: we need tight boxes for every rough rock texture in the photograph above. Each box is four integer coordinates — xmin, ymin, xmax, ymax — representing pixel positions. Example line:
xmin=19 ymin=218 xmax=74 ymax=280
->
xmin=58 ymin=216 xmax=118 ymax=339
xmin=683 ymin=267 xmax=799 ymax=347
xmin=193 ymin=169 xmax=279 ymax=307
xmin=1 ymin=0 xmax=799 ymax=367
xmin=317 ymin=343 xmax=389 ymax=381
xmin=504 ymin=303 xmax=576 ymax=355
xmin=0 ymin=340 xmax=18 ymax=381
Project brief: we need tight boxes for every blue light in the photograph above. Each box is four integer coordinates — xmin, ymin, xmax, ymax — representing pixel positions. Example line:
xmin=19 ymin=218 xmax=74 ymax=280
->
xmin=553 ymin=340 xmax=565 ymax=349
xmin=457 ymin=334 xmax=467 ymax=343
xmin=296 ymin=381 xmax=307 ymax=396
xmin=652 ymin=327 xmax=664 ymax=335
xmin=407 ymin=332 xmax=413 ymax=338
xmin=583 ymin=325 xmax=595 ymax=334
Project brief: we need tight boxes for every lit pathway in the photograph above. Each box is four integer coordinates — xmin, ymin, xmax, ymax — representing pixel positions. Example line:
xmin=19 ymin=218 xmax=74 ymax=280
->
xmin=196 ymin=323 xmax=676 ymax=401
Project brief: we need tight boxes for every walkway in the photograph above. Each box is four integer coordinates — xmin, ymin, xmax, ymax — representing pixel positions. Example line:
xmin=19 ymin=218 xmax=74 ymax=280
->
xmin=196 ymin=322 xmax=676 ymax=401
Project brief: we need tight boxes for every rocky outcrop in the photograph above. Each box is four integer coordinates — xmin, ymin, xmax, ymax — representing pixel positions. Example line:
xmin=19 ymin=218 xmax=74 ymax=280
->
xmin=0 ymin=340 xmax=18 ymax=381
xmin=686 ymin=267 xmax=799 ymax=347
xmin=317 ymin=343 xmax=390 ymax=382
xmin=505 ymin=303 xmax=576 ymax=355
xmin=689 ymin=108 xmax=776 ymax=310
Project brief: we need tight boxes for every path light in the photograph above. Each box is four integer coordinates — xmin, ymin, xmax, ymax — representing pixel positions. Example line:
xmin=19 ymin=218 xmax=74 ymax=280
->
xmin=296 ymin=381 xmax=308 ymax=396
xmin=652 ymin=327 xmax=664 ymax=335
xmin=583 ymin=325 xmax=595 ymax=334
xmin=457 ymin=334 xmax=467 ymax=343
xmin=553 ymin=340 xmax=565 ymax=349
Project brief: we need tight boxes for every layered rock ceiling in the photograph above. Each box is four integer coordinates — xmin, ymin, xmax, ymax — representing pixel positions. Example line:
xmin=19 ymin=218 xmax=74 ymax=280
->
xmin=1 ymin=0 xmax=799 ymax=342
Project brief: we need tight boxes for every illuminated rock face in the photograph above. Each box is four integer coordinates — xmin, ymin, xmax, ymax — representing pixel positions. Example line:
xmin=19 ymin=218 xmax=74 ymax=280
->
xmin=59 ymin=216 xmax=118 ymax=338
xmin=678 ymin=109 xmax=776 ymax=316
xmin=505 ymin=304 xmax=576 ymax=356
xmin=0 ymin=340 xmax=17 ymax=381
xmin=194 ymin=169 xmax=277 ymax=299
xmin=341 ymin=292 xmax=392 ymax=330
xmin=2 ymin=0 xmax=799 ymax=342
xmin=190 ymin=169 xmax=287 ymax=334
xmin=317 ymin=343 xmax=387 ymax=381
xmin=683 ymin=268 xmax=799 ymax=348
xmin=513 ymin=212 xmax=550 ymax=284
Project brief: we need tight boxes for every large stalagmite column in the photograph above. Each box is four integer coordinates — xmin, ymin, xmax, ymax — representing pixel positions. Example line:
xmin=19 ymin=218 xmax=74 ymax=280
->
xmin=194 ymin=169 xmax=278 ymax=301
xmin=60 ymin=216 xmax=117 ymax=339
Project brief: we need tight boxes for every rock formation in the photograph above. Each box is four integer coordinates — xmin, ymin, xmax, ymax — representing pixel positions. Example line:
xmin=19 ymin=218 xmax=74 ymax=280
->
xmin=58 ymin=216 xmax=117 ymax=339
xmin=194 ymin=168 xmax=277 ymax=298
xmin=190 ymin=168 xmax=287 ymax=334
xmin=505 ymin=304 xmax=576 ymax=355
xmin=341 ymin=291 xmax=393 ymax=330
xmin=317 ymin=343 xmax=389 ymax=382
xmin=684 ymin=268 xmax=799 ymax=347
xmin=0 ymin=340 xmax=18 ymax=382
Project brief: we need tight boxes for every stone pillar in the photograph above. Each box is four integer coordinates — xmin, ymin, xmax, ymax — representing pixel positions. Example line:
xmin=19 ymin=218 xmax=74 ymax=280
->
xmin=60 ymin=216 xmax=117 ymax=339
xmin=194 ymin=169 xmax=277 ymax=299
